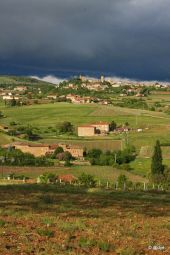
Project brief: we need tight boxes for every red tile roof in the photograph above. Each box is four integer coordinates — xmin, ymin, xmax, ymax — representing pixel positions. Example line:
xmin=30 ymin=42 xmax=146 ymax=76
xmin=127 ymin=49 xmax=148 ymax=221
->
xmin=58 ymin=174 xmax=77 ymax=183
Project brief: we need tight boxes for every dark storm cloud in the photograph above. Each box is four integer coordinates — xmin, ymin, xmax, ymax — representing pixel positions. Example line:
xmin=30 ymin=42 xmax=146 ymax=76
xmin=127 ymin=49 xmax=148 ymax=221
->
xmin=0 ymin=0 xmax=170 ymax=80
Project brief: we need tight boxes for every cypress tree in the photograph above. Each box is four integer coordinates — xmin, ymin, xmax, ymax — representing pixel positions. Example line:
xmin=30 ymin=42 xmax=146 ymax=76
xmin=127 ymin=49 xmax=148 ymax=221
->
xmin=151 ymin=140 xmax=164 ymax=176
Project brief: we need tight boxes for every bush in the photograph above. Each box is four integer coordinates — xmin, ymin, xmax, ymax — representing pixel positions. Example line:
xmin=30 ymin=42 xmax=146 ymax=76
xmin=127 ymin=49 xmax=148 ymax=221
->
xmin=38 ymin=173 xmax=56 ymax=184
xmin=51 ymin=146 xmax=64 ymax=158
xmin=59 ymin=121 xmax=74 ymax=134
xmin=117 ymin=174 xmax=128 ymax=188
xmin=78 ymin=173 xmax=96 ymax=187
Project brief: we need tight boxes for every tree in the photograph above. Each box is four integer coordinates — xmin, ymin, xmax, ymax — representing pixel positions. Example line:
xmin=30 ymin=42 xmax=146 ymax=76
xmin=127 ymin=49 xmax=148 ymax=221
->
xmin=52 ymin=146 xmax=64 ymax=158
xmin=109 ymin=121 xmax=117 ymax=131
xmin=56 ymin=151 xmax=72 ymax=161
xmin=59 ymin=121 xmax=74 ymax=134
xmin=151 ymin=140 xmax=164 ymax=177
xmin=117 ymin=174 xmax=127 ymax=188
xmin=78 ymin=173 xmax=96 ymax=187
xmin=38 ymin=173 xmax=56 ymax=184
xmin=63 ymin=151 xmax=72 ymax=161
xmin=87 ymin=149 xmax=102 ymax=159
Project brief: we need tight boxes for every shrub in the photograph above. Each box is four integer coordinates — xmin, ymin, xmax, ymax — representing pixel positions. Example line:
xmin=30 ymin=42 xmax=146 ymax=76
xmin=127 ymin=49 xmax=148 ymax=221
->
xmin=78 ymin=173 xmax=96 ymax=187
xmin=117 ymin=174 xmax=128 ymax=188
xmin=38 ymin=173 xmax=56 ymax=184
xmin=59 ymin=121 xmax=74 ymax=134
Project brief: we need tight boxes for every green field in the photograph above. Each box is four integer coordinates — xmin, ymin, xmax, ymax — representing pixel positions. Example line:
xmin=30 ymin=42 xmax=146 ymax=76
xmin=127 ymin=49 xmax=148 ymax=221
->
xmin=0 ymin=132 xmax=13 ymax=145
xmin=1 ymin=165 xmax=147 ymax=183
xmin=1 ymin=102 xmax=170 ymax=176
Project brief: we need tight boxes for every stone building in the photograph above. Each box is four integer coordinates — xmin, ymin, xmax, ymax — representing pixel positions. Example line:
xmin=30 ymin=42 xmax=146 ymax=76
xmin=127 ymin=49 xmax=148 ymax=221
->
xmin=3 ymin=142 xmax=84 ymax=159
xmin=78 ymin=125 xmax=96 ymax=137
xmin=78 ymin=121 xmax=110 ymax=137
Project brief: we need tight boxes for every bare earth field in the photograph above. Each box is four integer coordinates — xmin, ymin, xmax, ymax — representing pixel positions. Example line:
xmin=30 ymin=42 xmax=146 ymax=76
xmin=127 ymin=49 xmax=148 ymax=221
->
xmin=0 ymin=185 xmax=169 ymax=255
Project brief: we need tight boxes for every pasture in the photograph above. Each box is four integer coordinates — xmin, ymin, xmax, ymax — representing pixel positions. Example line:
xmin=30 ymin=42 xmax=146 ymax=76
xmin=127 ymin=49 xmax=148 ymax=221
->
xmin=1 ymin=102 xmax=170 ymax=148
xmin=0 ymin=165 xmax=147 ymax=183
xmin=1 ymin=102 xmax=170 ymax=172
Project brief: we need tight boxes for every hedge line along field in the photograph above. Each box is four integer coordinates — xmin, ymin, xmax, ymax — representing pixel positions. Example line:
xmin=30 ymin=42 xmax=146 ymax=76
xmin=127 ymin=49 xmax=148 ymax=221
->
xmin=0 ymin=185 xmax=169 ymax=255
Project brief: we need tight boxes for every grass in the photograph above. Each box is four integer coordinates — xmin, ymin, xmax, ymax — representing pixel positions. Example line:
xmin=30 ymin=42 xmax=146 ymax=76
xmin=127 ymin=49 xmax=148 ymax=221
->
xmin=1 ymin=102 xmax=170 ymax=160
xmin=130 ymin=158 xmax=170 ymax=177
xmin=0 ymin=132 xmax=13 ymax=145
xmin=0 ymin=184 xmax=169 ymax=254
xmin=1 ymin=165 xmax=147 ymax=183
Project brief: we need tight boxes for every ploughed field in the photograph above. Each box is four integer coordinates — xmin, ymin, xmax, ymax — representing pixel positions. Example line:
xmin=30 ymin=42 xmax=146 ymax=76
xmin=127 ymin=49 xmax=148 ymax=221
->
xmin=0 ymin=185 xmax=169 ymax=255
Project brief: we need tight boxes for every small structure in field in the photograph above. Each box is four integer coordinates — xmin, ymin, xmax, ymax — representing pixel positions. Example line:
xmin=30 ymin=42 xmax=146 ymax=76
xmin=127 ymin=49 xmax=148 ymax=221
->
xmin=58 ymin=174 xmax=77 ymax=184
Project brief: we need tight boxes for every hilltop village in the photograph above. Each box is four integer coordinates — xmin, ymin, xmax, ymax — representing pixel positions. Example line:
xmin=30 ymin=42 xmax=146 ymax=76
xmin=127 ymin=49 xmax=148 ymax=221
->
xmin=1 ymin=75 xmax=170 ymax=108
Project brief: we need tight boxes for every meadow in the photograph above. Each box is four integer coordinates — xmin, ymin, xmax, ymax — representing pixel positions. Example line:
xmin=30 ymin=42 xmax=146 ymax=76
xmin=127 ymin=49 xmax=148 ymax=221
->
xmin=1 ymin=101 xmax=170 ymax=176
xmin=1 ymin=102 xmax=170 ymax=149
xmin=0 ymin=184 xmax=169 ymax=255
xmin=0 ymin=165 xmax=147 ymax=183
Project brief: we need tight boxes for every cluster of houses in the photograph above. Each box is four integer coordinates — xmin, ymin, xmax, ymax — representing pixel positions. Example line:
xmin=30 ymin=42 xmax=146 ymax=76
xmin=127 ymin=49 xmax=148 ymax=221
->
xmin=66 ymin=94 xmax=92 ymax=104
xmin=65 ymin=94 xmax=109 ymax=105
xmin=3 ymin=142 xmax=84 ymax=159
xmin=0 ymin=86 xmax=27 ymax=102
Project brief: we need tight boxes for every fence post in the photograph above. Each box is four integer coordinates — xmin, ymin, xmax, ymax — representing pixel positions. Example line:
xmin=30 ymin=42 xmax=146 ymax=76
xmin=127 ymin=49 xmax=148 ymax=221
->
xmin=123 ymin=182 xmax=126 ymax=191
xmin=144 ymin=182 xmax=146 ymax=191
xmin=106 ymin=181 xmax=109 ymax=189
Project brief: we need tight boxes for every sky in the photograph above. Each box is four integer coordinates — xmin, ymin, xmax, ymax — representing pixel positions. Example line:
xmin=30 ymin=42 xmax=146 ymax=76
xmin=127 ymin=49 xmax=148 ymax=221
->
xmin=0 ymin=0 xmax=170 ymax=81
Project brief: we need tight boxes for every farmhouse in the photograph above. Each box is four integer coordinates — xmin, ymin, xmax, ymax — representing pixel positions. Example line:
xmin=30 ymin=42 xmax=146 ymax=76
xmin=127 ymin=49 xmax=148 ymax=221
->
xmin=66 ymin=94 xmax=91 ymax=104
xmin=47 ymin=95 xmax=57 ymax=100
xmin=78 ymin=125 xmax=96 ymax=137
xmin=2 ymin=95 xmax=20 ymax=101
xmin=58 ymin=143 xmax=84 ymax=159
xmin=14 ymin=86 xmax=27 ymax=92
xmin=92 ymin=121 xmax=110 ymax=133
xmin=78 ymin=121 xmax=110 ymax=137
xmin=3 ymin=142 xmax=84 ymax=159
xmin=4 ymin=142 xmax=50 ymax=157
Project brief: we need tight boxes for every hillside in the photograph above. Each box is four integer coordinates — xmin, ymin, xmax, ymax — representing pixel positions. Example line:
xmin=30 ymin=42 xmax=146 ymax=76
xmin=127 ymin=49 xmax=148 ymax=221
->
xmin=0 ymin=75 xmax=53 ymax=86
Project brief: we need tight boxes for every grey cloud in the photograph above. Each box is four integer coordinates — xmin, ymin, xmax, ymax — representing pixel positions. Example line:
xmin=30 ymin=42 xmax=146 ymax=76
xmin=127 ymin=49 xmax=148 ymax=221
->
xmin=0 ymin=0 xmax=170 ymax=80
